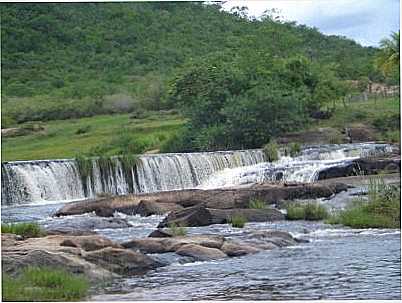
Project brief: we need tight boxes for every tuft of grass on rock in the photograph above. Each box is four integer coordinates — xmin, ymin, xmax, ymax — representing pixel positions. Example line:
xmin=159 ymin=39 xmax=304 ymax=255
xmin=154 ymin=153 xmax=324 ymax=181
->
xmin=248 ymin=198 xmax=266 ymax=209
xmin=327 ymin=177 xmax=400 ymax=228
xmin=1 ymin=222 xmax=45 ymax=238
xmin=263 ymin=140 xmax=279 ymax=162
xmin=2 ymin=267 xmax=89 ymax=301
xmin=286 ymin=202 xmax=329 ymax=221
xmin=167 ymin=222 xmax=187 ymax=236
xmin=228 ymin=214 xmax=247 ymax=228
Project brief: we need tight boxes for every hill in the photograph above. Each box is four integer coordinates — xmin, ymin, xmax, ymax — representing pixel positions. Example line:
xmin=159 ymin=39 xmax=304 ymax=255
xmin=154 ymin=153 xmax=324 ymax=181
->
xmin=1 ymin=2 xmax=382 ymax=127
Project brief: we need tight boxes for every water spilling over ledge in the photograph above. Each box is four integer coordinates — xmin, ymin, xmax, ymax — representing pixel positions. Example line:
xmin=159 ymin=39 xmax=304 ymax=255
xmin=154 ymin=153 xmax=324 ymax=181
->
xmin=1 ymin=143 xmax=394 ymax=205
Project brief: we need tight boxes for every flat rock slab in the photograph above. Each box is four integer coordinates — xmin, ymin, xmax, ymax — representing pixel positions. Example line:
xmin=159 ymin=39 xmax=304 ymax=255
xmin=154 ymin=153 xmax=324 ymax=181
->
xmin=54 ymin=181 xmax=348 ymax=217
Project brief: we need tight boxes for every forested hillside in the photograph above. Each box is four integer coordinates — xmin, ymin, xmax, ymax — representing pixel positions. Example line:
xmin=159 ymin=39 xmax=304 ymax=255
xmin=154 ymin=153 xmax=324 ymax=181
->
xmin=2 ymin=2 xmax=382 ymax=123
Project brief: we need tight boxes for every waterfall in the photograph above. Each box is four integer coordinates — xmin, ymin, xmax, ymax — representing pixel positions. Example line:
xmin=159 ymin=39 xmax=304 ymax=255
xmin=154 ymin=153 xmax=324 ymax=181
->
xmin=198 ymin=143 xmax=394 ymax=189
xmin=1 ymin=149 xmax=265 ymax=205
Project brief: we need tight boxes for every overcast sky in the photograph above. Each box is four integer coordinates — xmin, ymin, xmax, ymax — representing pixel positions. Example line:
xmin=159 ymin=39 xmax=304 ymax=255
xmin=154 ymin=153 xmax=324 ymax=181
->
xmin=221 ymin=0 xmax=400 ymax=46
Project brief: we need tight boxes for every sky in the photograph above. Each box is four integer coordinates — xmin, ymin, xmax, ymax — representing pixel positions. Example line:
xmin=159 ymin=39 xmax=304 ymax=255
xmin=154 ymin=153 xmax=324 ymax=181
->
xmin=221 ymin=0 xmax=400 ymax=46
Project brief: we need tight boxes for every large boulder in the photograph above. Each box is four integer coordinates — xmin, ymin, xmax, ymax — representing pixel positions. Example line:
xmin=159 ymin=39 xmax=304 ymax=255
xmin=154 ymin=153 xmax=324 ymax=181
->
xmin=318 ymin=157 xmax=400 ymax=180
xmin=175 ymin=244 xmax=227 ymax=261
xmin=60 ymin=235 xmax=122 ymax=251
xmin=122 ymin=235 xmax=225 ymax=254
xmin=157 ymin=205 xmax=285 ymax=228
xmin=82 ymin=247 xmax=164 ymax=275
xmin=220 ymin=241 xmax=261 ymax=257
xmin=2 ymin=249 xmax=115 ymax=282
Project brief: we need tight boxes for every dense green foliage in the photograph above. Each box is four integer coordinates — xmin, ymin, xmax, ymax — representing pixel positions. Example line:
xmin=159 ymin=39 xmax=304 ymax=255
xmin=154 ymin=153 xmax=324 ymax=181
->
xmin=2 ymin=267 xmax=89 ymax=301
xmin=1 ymin=222 xmax=45 ymax=238
xmin=327 ymin=177 xmax=400 ymax=228
xmin=285 ymin=202 xmax=329 ymax=221
xmin=1 ymin=2 xmax=385 ymax=130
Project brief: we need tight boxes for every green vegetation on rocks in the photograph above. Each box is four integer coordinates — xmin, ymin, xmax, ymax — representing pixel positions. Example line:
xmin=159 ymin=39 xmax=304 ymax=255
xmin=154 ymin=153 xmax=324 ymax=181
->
xmin=248 ymin=198 xmax=266 ymax=209
xmin=286 ymin=202 xmax=329 ymax=221
xmin=263 ymin=141 xmax=279 ymax=162
xmin=327 ymin=177 xmax=400 ymax=228
xmin=167 ymin=223 xmax=187 ymax=236
xmin=2 ymin=267 xmax=89 ymax=301
xmin=1 ymin=222 xmax=45 ymax=238
xmin=228 ymin=214 xmax=247 ymax=228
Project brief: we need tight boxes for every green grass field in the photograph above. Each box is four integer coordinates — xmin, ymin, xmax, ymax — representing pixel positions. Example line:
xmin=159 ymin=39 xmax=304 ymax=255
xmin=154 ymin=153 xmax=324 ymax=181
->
xmin=2 ymin=97 xmax=399 ymax=162
xmin=2 ymin=111 xmax=185 ymax=161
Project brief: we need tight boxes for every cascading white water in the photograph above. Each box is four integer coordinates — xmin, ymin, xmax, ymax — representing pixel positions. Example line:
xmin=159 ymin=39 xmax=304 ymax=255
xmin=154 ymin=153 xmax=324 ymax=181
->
xmin=1 ymin=160 xmax=85 ymax=205
xmin=1 ymin=149 xmax=265 ymax=205
xmin=198 ymin=143 xmax=394 ymax=189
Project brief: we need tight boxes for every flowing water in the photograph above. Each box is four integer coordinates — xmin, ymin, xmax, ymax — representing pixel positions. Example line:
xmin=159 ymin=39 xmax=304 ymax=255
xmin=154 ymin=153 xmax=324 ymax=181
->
xmin=1 ymin=143 xmax=400 ymax=300
xmin=1 ymin=143 xmax=393 ymax=206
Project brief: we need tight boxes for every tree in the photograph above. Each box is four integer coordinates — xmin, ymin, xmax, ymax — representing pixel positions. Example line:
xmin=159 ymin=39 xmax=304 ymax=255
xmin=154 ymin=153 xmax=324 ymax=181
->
xmin=375 ymin=31 xmax=400 ymax=77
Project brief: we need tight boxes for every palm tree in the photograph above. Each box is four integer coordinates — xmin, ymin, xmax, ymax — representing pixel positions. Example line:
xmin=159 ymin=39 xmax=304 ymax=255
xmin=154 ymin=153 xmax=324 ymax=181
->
xmin=375 ymin=31 xmax=400 ymax=76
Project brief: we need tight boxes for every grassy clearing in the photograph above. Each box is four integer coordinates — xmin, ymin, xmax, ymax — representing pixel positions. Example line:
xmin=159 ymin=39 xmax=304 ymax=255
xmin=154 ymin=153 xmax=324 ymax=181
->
xmin=286 ymin=202 xmax=329 ymax=221
xmin=2 ymin=267 xmax=89 ymax=301
xmin=228 ymin=214 xmax=247 ymax=228
xmin=1 ymin=222 xmax=45 ymax=238
xmin=167 ymin=222 xmax=187 ymax=236
xmin=318 ymin=97 xmax=400 ymax=140
xmin=327 ymin=177 xmax=400 ymax=228
xmin=2 ymin=111 xmax=186 ymax=161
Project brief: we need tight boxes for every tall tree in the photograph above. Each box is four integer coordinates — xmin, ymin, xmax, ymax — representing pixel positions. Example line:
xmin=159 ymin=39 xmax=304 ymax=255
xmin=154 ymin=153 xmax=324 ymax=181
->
xmin=375 ymin=31 xmax=400 ymax=77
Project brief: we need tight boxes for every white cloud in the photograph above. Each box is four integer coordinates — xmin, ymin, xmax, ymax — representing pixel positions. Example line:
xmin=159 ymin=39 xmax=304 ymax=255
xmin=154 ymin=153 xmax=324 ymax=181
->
xmin=221 ymin=0 xmax=400 ymax=46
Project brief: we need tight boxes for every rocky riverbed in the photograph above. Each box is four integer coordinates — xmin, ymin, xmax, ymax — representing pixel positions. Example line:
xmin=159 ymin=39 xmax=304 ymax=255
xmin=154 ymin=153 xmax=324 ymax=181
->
xmin=1 ymin=172 xmax=400 ymax=300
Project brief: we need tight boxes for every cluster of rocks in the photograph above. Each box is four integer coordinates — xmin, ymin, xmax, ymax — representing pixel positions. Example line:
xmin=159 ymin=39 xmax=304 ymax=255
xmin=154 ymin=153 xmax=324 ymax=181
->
xmin=1 ymin=228 xmax=303 ymax=280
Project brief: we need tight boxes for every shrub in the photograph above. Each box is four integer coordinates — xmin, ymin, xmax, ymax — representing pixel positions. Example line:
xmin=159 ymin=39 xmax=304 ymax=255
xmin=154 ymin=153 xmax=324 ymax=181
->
xmin=167 ymin=223 xmax=187 ymax=236
xmin=1 ymin=222 xmax=45 ymax=238
xmin=286 ymin=202 xmax=329 ymax=221
xmin=228 ymin=214 xmax=247 ymax=228
xmin=327 ymin=177 xmax=400 ymax=228
xmin=2 ymin=267 xmax=89 ymax=301
xmin=248 ymin=198 xmax=266 ymax=209
xmin=263 ymin=141 xmax=279 ymax=162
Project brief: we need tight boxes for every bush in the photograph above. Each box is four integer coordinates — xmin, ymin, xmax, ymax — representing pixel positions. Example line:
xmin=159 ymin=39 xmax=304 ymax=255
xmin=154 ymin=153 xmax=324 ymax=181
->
xmin=228 ymin=214 xmax=247 ymax=228
xmin=248 ymin=198 xmax=266 ymax=209
xmin=327 ymin=177 xmax=400 ymax=228
xmin=263 ymin=141 xmax=279 ymax=162
xmin=2 ymin=267 xmax=89 ymax=301
xmin=1 ymin=222 xmax=45 ymax=238
xmin=286 ymin=202 xmax=329 ymax=221
xmin=167 ymin=223 xmax=187 ymax=236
